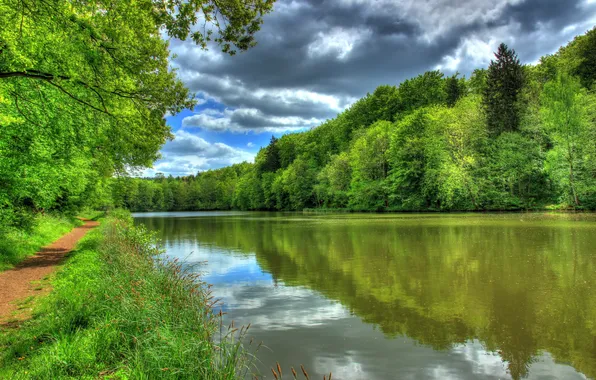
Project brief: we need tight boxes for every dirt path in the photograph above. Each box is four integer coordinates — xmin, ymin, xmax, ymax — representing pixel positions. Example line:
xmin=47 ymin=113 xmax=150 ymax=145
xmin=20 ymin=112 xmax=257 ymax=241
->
xmin=0 ymin=219 xmax=99 ymax=325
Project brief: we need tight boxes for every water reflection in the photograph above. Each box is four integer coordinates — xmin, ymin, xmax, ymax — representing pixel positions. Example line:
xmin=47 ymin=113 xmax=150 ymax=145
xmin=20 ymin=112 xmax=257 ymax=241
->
xmin=134 ymin=212 xmax=596 ymax=379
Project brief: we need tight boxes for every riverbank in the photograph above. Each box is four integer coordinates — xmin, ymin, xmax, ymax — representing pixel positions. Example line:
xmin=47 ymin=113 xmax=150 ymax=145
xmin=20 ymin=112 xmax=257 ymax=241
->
xmin=0 ymin=211 xmax=255 ymax=378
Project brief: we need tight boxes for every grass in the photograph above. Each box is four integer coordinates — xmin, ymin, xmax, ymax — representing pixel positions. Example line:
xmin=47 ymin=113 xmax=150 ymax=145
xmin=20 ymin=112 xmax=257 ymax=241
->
xmin=0 ymin=212 xmax=258 ymax=379
xmin=77 ymin=208 xmax=107 ymax=221
xmin=0 ymin=214 xmax=81 ymax=271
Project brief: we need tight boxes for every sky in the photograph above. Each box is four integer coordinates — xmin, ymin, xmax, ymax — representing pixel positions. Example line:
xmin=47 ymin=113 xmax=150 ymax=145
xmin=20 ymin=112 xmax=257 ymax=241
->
xmin=144 ymin=0 xmax=596 ymax=177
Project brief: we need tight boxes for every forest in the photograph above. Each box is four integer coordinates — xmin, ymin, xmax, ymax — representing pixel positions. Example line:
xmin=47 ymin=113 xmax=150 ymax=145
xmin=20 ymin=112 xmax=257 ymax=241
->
xmin=115 ymin=29 xmax=596 ymax=212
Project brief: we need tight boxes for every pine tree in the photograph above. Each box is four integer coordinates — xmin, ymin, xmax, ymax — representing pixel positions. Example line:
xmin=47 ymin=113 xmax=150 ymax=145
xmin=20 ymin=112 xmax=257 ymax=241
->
xmin=262 ymin=136 xmax=281 ymax=173
xmin=446 ymin=73 xmax=463 ymax=107
xmin=483 ymin=43 xmax=525 ymax=136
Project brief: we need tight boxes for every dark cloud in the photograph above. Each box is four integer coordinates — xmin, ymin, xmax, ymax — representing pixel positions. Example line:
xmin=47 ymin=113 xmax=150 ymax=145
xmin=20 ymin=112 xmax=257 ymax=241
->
xmin=168 ymin=0 xmax=595 ymax=134
xmin=503 ymin=0 xmax=591 ymax=33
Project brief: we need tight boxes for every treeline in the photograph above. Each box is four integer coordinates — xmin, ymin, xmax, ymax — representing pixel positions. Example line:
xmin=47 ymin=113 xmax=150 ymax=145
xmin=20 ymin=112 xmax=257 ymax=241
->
xmin=0 ymin=0 xmax=273 ymax=229
xmin=119 ymin=29 xmax=596 ymax=212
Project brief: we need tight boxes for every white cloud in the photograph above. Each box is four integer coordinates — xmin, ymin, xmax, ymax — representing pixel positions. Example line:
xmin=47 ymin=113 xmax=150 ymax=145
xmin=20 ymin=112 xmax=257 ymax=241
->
xmin=216 ymin=282 xmax=350 ymax=330
xmin=308 ymin=27 xmax=371 ymax=61
xmin=435 ymin=30 xmax=511 ymax=72
xmin=182 ymin=107 xmax=322 ymax=133
xmin=144 ymin=130 xmax=254 ymax=176
xmin=247 ymin=142 xmax=255 ymax=148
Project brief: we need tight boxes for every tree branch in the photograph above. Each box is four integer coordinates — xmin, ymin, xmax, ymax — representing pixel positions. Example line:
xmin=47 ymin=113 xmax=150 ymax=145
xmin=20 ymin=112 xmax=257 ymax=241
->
xmin=43 ymin=80 xmax=113 ymax=116
xmin=0 ymin=70 xmax=69 ymax=80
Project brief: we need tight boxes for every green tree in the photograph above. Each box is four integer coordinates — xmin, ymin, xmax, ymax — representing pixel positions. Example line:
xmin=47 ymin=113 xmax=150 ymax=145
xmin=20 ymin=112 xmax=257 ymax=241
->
xmin=542 ymin=72 xmax=596 ymax=207
xmin=315 ymin=152 xmax=352 ymax=208
xmin=258 ymin=136 xmax=281 ymax=173
xmin=349 ymin=121 xmax=391 ymax=210
xmin=483 ymin=43 xmax=525 ymax=136
xmin=0 ymin=0 xmax=275 ymax=225
xmin=424 ymin=97 xmax=486 ymax=209
xmin=282 ymin=157 xmax=316 ymax=210
xmin=445 ymin=73 xmax=465 ymax=107
xmin=572 ymin=27 xmax=596 ymax=88
xmin=387 ymin=110 xmax=430 ymax=209
xmin=397 ymin=71 xmax=446 ymax=115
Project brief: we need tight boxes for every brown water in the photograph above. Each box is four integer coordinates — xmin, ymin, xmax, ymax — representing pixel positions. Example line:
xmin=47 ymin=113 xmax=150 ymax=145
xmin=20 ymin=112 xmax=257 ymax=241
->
xmin=134 ymin=212 xmax=596 ymax=380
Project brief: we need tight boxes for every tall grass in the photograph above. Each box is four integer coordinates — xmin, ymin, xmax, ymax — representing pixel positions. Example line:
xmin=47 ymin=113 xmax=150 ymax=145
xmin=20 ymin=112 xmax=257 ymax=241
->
xmin=0 ymin=213 xmax=81 ymax=271
xmin=0 ymin=213 xmax=258 ymax=378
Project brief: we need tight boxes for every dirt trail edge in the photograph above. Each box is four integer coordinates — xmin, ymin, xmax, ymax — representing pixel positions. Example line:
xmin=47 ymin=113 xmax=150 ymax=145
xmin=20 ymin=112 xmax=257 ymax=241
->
xmin=0 ymin=219 xmax=99 ymax=325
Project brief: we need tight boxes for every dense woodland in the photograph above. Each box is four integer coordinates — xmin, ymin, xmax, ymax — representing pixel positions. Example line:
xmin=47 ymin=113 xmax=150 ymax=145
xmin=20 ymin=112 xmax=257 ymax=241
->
xmin=116 ymin=29 xmax=596 ymax=212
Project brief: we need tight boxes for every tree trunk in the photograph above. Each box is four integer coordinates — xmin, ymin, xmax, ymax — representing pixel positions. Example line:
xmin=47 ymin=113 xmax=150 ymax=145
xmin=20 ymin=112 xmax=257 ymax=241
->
xmin=569 ymin=161 xmax=580 ymax=207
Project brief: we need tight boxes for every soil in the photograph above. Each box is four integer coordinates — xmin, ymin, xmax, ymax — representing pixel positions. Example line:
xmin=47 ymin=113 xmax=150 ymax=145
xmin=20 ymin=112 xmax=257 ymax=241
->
xmin=0 ymin=219 xmax=99 ymax=326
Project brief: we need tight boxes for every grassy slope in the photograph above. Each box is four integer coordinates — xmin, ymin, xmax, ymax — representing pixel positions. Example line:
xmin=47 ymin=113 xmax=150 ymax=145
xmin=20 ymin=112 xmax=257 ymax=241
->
xmin=0 ymin=214 xmax=255 ymax=379
xmin=0 ymin=214 xmax=82 ymax=271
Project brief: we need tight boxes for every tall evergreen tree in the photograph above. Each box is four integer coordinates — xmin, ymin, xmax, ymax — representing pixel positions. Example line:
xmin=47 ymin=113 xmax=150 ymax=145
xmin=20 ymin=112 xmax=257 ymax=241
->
xmin=261 ymin=136 xmax=281 ymax=173
xmin=446 ymin=73 xmax=463 ymax=107
xmin=483 ymin=43 xmax=525 ymax=136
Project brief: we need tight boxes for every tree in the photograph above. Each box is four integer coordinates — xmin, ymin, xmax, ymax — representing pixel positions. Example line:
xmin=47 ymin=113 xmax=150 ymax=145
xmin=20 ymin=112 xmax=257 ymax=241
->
xmin=315 ymin=152 xmax=352 ymax=208
xmin=424 ymin=98 xmax=486 ymax=210
xmin=387 ymin=110 xmax=430 ymax=209
xmin=483 ymin=43 xmax=525 ymax=136
xmin=397 ymin=70 xmax=446 ymax=114
xmin=469 ymin=69 xmax=488 ymax=95
xmin=282 ymin=157 xmax=316 ymax=210
xmin=109 ymin=29 xmax=596 ymax=214
xmin=0 ymin=0 xmax=275 ymax=225
xmin=349 ymin=121 xmax=391 ymax=210
xmin=541 ymin=72 xmax=595 ymax=207
xmin=446 ymin=73 xmax=464 ymax=107
xmin=572 ymin=27 xmax=596 ymax=88
xmin=259 ymin=136 xmax=281 ymax=173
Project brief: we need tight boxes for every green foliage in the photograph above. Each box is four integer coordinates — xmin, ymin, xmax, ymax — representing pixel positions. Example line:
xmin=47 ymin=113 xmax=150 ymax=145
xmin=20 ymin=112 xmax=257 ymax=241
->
xmin=0 ymin=215 xmax=257 ymax=378
xmin=0 ymin=213 xmax=79 ymax=271
xmin=483 ymin=43 xmax=526 ymax=136
xmin=425 ymin=97 xmax=486 ymax=210
xmin=541 ymin=72 xmax=596 ymax=207
xmin=484 ymin=132 xmax=548 ymax=209
xmin=315 ymin=152 xmax=352 ymax=208
xmin=445 ymin=73 xmax=465 ymax=107
xmin=397 ymin=70 xmax=447 ymax=114
xmin=349 ymin=121 xmax=391 ymax=210
xmin=571 ymin=27 xmax=596 ymax=88
xmin=387 ymin=110 xmax=430 ymax=209
xmin=118 ymin=29 xmax=596 ymax=212
xmin=283 ymin=156 xmax=317 ymax=210
xmin=0 ymin=0 xmax=274 ymax=228
xmin=258 ymin=136 xmax=281 ymax=174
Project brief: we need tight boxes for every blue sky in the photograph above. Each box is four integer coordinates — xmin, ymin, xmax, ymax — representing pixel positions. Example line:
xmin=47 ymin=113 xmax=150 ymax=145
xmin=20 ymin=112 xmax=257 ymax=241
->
xmin=143 ymin=0 xmax=596 ymax=177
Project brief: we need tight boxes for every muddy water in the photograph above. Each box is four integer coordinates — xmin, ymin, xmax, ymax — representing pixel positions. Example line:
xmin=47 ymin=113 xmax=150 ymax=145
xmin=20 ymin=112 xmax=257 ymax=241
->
xmin=134 ymin=212 xmax=596 ymax=380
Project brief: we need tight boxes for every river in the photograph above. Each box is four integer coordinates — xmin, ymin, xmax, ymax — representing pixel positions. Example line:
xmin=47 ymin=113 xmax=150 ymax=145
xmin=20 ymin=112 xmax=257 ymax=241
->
xmin=133 ymin=212 xmax=596 ymax=380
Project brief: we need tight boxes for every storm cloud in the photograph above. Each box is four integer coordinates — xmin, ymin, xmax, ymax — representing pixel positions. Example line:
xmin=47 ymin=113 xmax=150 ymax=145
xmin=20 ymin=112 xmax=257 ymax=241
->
xmin=172 ymin=0 xmax=596 ymax=134
xmin=150 ymin=0 xmax=596 ymax=176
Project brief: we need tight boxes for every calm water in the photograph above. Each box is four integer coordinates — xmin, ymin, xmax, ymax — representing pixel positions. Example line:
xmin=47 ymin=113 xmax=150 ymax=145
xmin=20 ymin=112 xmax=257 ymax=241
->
xmin=133 ymin=212 xmax=596 ymax=380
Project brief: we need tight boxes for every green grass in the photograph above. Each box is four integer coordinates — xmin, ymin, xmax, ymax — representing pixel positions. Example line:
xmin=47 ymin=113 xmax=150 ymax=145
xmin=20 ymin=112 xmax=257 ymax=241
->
xmin=77 ymin=208 xmax=107 ymax=221
xmin=0 ymin=213 xmax=258 ymax=379
xmin=0 ymin=214 xmax=81 ymax=271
